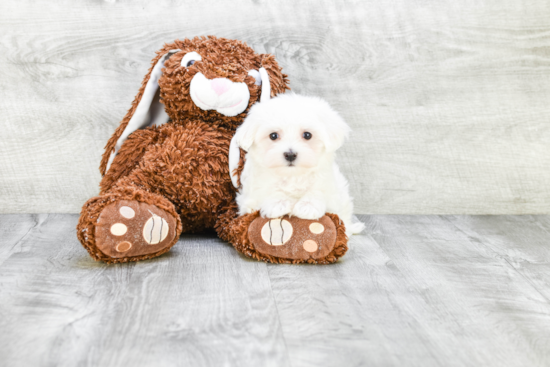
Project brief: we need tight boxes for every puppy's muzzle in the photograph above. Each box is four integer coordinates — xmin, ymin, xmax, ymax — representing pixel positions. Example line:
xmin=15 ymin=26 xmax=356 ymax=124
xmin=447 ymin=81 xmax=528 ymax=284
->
xmin=284 ymin=151 xmax=297 ymax=163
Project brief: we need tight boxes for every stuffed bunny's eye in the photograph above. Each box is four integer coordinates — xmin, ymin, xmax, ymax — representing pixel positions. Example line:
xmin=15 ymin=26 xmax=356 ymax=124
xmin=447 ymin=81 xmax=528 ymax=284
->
xmin=247 ymin=70 xmax=262 ymax=86
xmin=181 ymin=51 xmax=202 ymax=68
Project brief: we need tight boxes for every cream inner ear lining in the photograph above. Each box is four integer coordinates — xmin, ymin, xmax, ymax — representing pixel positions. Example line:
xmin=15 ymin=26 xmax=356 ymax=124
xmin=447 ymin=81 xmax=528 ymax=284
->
xmin=106 ymin=49 xmax=181 ymax=172
xmin=228 ymin=67 xmax=272 ymax=188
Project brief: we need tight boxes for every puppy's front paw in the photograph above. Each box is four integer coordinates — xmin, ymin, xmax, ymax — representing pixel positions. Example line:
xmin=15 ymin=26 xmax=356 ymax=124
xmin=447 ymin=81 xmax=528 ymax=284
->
xmin=239 ymin=205 xmax=256 ymax=215
xmin=292 ymin=200 xmax=325 ymax=220
xmin=261 ymin=200 xmax=292 ymax=218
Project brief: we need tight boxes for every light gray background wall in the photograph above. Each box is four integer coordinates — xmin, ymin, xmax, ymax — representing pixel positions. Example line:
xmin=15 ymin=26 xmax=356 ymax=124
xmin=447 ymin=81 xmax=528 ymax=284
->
xmin=1 ymin=0 xmax=549 ymax=214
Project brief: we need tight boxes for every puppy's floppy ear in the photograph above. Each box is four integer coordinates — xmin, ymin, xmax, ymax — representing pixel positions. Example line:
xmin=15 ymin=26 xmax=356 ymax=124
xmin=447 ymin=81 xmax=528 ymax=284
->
xmin=315 ymin=98 xmax=351 ymax=153
xmin=100 ymin=47 xmax=181 ymax=175
xmin=229 ymin=110 xmax=260 ymax=188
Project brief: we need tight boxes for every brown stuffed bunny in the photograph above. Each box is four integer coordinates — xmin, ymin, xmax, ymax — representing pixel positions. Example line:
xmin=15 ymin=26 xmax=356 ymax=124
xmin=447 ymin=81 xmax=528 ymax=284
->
xmin=77 ymin=36 xmax=348 ymax=264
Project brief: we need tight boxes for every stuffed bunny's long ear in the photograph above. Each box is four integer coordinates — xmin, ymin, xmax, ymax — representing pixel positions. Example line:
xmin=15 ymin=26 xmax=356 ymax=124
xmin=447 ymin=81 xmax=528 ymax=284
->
xmin=258 ymin=67 xmax=271 ymax=103
xmin=229 ymin=116 xmax=258 ymax=188
xmin=105 ymin=49 xmax=180 ymax=172
xmin=228 ymin=53 xmax=289 ymax=188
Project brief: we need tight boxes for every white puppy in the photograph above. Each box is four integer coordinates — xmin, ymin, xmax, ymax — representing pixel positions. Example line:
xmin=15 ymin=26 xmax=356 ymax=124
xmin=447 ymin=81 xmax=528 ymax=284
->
xmin=229 ymin=93 xmax=364 ymax=236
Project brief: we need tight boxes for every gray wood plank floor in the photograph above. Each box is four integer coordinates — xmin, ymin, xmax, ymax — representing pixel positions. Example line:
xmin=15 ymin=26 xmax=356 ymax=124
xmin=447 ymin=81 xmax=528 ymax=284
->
xmin=0 ymin=214 xmax=549 ymax=367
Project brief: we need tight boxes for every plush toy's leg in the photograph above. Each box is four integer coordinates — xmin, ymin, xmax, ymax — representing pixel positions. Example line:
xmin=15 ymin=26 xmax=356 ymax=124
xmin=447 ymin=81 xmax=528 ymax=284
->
xmin=216 ymin=205 xmax=348 ymax=264
xmin=77 ymin=187 xmax=182 ymax=263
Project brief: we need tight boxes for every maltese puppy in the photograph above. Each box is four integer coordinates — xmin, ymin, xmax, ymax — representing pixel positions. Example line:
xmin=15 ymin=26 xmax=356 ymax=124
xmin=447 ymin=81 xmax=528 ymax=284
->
xmin=229 ymin=93 xmax=364 ymax=236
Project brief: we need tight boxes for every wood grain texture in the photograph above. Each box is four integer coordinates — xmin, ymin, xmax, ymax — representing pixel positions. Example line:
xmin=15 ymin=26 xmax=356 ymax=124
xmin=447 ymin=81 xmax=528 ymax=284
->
xmin=2 ymin=214 xmax=550 ymax=366
xmin=0 ymin=214 xmax=289 ymax=367
xmin=0 ymin=214 xmax=44 ymax=266
xmin=1 ymin=0 xmax=549 ymax=214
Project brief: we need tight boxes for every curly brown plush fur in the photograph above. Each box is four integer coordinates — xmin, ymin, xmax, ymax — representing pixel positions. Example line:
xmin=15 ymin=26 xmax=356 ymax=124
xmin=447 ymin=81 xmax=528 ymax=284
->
xmin=77 ymin=36 xmax=347 ymax=264
xmin=99 ymin=36 xmax=288 ymax=190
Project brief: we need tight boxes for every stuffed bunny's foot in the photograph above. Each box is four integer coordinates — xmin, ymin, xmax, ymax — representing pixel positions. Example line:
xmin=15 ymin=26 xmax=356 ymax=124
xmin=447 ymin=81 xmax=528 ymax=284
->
xmin=94 ymin=200 xmax=178 ymax=261
xmin=225 ymin=212 xmax=347 ymax=264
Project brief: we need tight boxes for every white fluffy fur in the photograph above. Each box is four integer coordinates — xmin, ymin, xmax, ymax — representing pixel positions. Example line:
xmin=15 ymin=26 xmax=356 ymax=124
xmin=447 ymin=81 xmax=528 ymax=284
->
xmin=232 ymin=93 xmax=365 ymax=236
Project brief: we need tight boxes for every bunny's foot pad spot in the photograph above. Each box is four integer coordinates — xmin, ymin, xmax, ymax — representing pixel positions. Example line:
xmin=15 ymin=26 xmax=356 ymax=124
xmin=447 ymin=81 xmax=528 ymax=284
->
xmin=248 ymin=215 xmax=337 ymax=261
xmin=95 ymin=200 xmax=177 ymax=259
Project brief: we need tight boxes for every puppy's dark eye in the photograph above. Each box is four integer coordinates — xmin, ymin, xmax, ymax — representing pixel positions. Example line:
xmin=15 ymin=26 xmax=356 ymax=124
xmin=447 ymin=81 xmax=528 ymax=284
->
xmin=186 ymin=60 xmax=195 ymax=67
xmin=303 ymin=132 xmax=312 ymax=140
xmin=269 ymin=132 xmax=278 ymax=140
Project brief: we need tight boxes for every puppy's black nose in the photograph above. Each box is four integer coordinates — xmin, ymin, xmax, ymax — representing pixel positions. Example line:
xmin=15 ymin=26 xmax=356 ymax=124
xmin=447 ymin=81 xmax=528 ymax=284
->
xmin=284 ymin=151 xmax=297 ymax=162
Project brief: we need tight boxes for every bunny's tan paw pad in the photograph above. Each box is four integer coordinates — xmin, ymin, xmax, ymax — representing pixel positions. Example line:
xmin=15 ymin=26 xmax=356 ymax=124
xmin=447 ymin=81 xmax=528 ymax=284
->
xmin=95 ymin=200 xmax=178 ymax=260
xmin=248 ymin=215 xmax=341 ymax=262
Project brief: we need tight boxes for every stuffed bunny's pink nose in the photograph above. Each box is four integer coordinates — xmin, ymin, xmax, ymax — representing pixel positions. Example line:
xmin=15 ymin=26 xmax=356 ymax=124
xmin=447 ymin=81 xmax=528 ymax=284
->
xmin=211 ymin=78 xmax=232 ymax=96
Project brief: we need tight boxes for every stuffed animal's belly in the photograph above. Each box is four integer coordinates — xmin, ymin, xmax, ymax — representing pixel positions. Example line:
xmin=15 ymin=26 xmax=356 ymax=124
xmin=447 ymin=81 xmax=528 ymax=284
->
xmin=139 ymin=123 xmax=235 ymax=229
